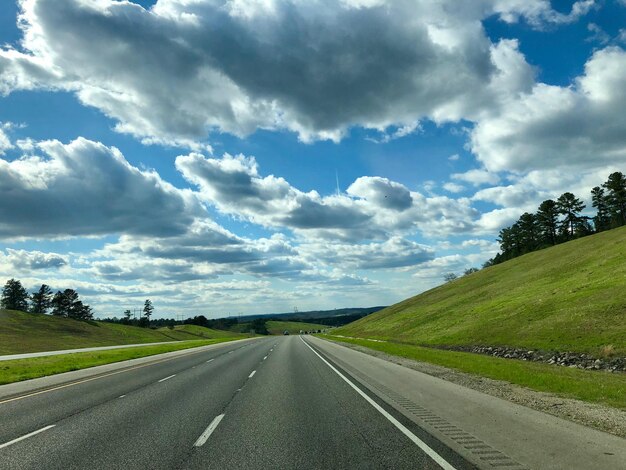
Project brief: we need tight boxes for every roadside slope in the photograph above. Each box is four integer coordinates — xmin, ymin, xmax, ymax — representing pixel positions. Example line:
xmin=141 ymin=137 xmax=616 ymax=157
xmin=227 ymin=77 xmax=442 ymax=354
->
xmin=337 ymin=226 xmax=626 ymax=356
xmin=0 ymin=309 xmax=245 ymax=354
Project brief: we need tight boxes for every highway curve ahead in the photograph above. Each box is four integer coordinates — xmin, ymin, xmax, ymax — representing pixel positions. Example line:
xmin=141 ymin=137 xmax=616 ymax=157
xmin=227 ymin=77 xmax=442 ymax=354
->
xmin=1 ymin=336 xmax=625 ymax=470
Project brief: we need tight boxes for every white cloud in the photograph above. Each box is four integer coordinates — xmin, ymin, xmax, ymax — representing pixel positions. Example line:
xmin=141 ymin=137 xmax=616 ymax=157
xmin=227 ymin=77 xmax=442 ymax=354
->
xmin=301 ymin=237 xmax=434 ymax=270
xmin=452 ymin=169 xmax=500 ymax=186
xmin=0 ymin=137 xmax=202 ymax=239
xmin=470 ymin=47 xmax=626 ymax=174
xmin=1 ymin=248 xmax=68 ymax=270
xmin=0 ymin=0 xmax=580 ymax=146
xmin=0 ymin=123 xmax=13 ymax=154
xmin=177 ymin=152 xmax=481 ymax=240
xmin=442 ymin=182 xmax=465 ymax=193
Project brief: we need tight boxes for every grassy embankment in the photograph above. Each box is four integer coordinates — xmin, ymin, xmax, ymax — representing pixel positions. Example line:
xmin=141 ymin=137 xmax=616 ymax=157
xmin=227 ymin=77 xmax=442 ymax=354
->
xmin=0 ymin=309 xmax=245 ymax=354
xmin=332 ymin=226 xmax=626 ymax=408
xmin=0 ymin=310 xmax=249 ymax=384
xmin=0 ymin=338 xmax=240 ymax=385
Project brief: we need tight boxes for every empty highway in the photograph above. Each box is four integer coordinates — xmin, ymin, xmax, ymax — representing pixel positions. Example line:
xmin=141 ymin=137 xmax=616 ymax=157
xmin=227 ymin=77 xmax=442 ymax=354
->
xmin=1 ymin=336 xmax=624 ymax=469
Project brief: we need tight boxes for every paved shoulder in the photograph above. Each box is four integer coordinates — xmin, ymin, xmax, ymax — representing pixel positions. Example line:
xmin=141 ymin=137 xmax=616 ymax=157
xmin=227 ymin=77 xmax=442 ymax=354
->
xmin=309 ymin=336 xmax=626 ymax=470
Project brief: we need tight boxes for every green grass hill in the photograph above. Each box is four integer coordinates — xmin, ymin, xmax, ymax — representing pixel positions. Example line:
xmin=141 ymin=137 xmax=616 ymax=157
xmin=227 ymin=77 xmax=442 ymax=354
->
xmin=0 ymin=309 xmax=245 ymax=355
xmin=337 ymin=226 xmax=626 ymax=357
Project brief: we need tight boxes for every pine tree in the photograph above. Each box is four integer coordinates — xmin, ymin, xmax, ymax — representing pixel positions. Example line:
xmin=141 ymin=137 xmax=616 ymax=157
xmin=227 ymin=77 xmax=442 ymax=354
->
xmin=50 ymin=289 xmax=92 ymax=319
xmin=602 ymin=172 xmax=626 ymax=227
xmin=591 ymin=186 xmax=611 ymax=232
xmin=141 ymin=299 xmax=154 ymax=327
xmin=1 ymin=278 xmax=29 ymax=312
xmin=556 ymin=192 xmax=586 ymax=239
xmin=536 ymin=199 xmax=559 ymax=245
xmin=517 ymin=212 xmax=538 ymax=253
xmin=30 ymin=284 xmax=53 ymax=314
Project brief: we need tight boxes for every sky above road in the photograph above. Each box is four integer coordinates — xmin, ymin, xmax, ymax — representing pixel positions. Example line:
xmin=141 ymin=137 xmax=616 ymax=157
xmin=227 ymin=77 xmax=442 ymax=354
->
xmin=1 ymin=0 xmax=625 ymax=318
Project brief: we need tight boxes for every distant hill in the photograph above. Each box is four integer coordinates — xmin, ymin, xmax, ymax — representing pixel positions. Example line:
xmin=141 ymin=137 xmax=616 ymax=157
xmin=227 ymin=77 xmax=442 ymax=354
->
xmin=0 ymin=309 xmax=245 ymax=355
xmin=236 ymin=306 xmax=386 ymax=325
xmin=337 ymin=226 xmax=626 ymax=356
xmin=230 ymin=320 xmax=328 ymax=335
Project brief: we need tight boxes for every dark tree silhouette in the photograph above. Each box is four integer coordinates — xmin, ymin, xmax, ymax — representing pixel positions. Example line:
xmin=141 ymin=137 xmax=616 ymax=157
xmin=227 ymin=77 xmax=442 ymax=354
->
xmin=518 ymin=212 xmax=539 ymax=253
xmin=1 ymin=278 xmax=29 ymax=312
xmin=139 ymin=300 xmax=154 ymax=327
xmin=121 ymin=309 xmax=133 ymax=325
xmin=591 ymin=186 xmax=611 ymax=232
xmin=603 ymin=172 xmax=626 ymax=227
xmin=536 ymin=199 xmax=559 ymax=245
xmin=51 ymin=289 xmax=93 ymax=320
xmin=30 ymin=284 xmax=53 ymax=314
xmin=556 ymin=192 xmax=586 ymax=239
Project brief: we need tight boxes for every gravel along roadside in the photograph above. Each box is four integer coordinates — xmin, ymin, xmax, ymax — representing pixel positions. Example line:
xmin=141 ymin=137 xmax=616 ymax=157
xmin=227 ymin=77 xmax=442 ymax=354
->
xmin=331 ymin=340 xmax=626 ymax=439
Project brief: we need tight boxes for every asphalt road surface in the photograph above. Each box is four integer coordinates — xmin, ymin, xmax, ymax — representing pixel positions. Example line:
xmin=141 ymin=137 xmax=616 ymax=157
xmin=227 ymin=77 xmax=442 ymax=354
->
xmin=1 ymin=336 xmax=624 ymax=469
xmin=0 ymin=336 xmax=470 ymax=469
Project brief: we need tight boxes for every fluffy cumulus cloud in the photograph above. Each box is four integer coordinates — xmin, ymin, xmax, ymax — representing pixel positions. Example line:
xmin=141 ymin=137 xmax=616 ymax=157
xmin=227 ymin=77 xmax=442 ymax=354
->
xmin=177 ymin=153 xmax=480 ymax=240
xmin=0 ymin=0 xmax=589 ymax=146
xmin=470 ymin=47 xmax=626 ymax=174
xmin=1 ymin=248 xmax=67 ymax=270
xmin=0 ymin=137 xmax=201 ymax=239
xmin=301 ymin=237 xmax=434 ymax=270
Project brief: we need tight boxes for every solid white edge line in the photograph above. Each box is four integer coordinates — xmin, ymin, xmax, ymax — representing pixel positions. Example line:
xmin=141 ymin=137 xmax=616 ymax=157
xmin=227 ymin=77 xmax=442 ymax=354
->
xmin=248 ymin=370 xmax=256 ymax=378
xmin=207 ymin=359 xmax=214 ymax=363
xmin=158 ymin=374 xmax=176 ymax=383
xmin=0 ymin=425 xmax=56 ymax=450
xmin=300 ymin=337 xmax=457 ymax=470
xmin=194 ymin=414 xmax=225 ymax=447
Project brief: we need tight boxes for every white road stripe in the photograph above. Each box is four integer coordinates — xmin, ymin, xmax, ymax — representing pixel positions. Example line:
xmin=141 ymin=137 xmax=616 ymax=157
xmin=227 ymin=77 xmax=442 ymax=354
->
xmin=158 ymin=374 xmax=176 ymax=383
xmin=0 ymin=425 xmax=56 ymax=450
xmin=248 ymin=370 xmax=256 ymax=378
xmin=194 ymin=414 xmax=225 ymax=447
xmin=207 ymin=359 xmax=214 ymax=363
xmin=228 ymin=351 xmax=233 ymax=354
xmin=263 ymin=356 xmax=267 ymax=360
xmin=118 ymin=395 xmax=126 ymax=398
xmin=300 ymin=337 xmax=457 ymax=470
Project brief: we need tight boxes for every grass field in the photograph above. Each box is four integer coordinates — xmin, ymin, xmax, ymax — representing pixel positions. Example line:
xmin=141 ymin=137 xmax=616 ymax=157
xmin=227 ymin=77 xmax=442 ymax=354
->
xmin=323 ymin=335 xmax=626 ymax=409
xmin=0 ymin=309 xmax=247 ymax=354
xmin=0 ymin=338 xmax=242 ymax=385
xmin=336 ymin=226 xmax=626 ymax=356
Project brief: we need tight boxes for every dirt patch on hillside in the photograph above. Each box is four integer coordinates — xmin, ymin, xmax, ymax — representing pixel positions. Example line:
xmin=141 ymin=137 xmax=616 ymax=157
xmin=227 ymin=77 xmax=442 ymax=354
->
xmin=335 ymin=341 xmax=626 ymax=439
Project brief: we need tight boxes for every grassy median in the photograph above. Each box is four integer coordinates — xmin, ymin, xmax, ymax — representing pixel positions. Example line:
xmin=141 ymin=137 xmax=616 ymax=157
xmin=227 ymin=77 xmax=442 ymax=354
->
xmin=0 ymin=338 xmax=242 ymax=385
xmin=321 ymin=335 xmax=626 ymax=409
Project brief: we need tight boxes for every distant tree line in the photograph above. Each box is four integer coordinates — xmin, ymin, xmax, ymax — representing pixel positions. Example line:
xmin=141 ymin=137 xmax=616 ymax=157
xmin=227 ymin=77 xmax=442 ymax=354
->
xmin=486 ymin=171 xmax=626 ymax=266
xmin=1 ymin=279 xmax=93 ymax=320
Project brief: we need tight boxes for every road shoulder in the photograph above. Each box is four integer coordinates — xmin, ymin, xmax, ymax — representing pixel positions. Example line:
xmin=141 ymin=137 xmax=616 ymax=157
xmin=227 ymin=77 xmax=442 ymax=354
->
xmin=323 ymin=336 xmax=626 ymax=438
xmin=310 ymin=335 xmax=626 ymax=470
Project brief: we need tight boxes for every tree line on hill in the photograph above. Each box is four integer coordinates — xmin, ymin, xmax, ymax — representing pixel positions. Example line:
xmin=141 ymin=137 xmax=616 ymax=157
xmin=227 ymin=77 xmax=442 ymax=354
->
xmin=1 ymin=279 xmax=94 ymax=320
xmin=486 ymin=171 xmax=626 ymax=266
xmin=1 ymin=278 xmax=156 ymax=327
xmin=115 ymin=299 xmax=155 ymax=327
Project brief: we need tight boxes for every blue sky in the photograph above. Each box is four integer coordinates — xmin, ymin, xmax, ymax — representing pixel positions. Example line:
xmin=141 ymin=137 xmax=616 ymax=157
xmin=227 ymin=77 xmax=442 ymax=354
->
xmin=1 ymin=0 xmax=625 ymax=318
